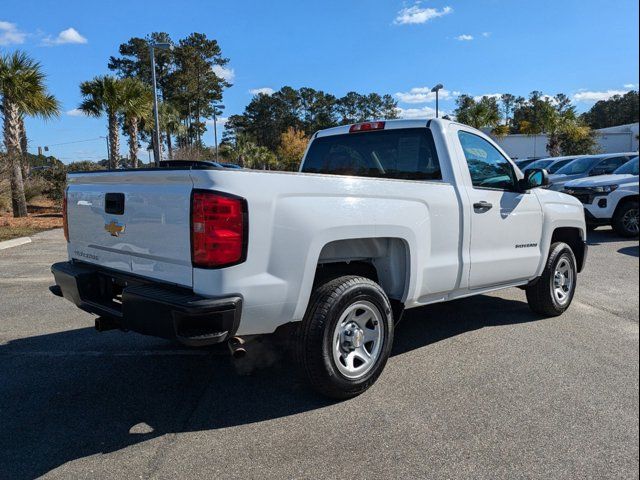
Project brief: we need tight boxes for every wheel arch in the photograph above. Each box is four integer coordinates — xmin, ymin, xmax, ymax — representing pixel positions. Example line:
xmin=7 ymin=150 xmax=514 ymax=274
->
xmin=550 ymin=227 xmax=587 ymax=273
xmin=612 ymin=194 xmax=639 ymax=218
xmin=311 ymin=237 xmax=410 ymax=322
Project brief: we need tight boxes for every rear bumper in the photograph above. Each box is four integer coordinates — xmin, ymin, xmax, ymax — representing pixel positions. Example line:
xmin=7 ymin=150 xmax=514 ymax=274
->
xmin=51 ymin=261 xmax=242 ymax=346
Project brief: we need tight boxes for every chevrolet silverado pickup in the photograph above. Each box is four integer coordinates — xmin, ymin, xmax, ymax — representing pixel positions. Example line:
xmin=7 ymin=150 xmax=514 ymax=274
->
xmin=51 ymin=119 xmax=588 ymax=399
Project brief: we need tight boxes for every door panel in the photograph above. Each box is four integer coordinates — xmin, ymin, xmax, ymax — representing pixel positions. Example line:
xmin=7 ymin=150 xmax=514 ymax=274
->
xmin=466 ymin=189 xmax=542 ymax=287
xmin=456 ymin=130 xmax=543 ymax=288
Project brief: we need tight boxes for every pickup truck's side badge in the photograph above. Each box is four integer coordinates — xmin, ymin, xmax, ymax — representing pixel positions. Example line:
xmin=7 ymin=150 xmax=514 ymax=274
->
xmin=105 ymin=220 xmax=126 ymax=237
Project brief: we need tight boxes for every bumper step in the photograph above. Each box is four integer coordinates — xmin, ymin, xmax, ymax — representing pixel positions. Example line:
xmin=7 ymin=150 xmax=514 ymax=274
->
xmin=51 ymin=261 xmax=242 ymax=346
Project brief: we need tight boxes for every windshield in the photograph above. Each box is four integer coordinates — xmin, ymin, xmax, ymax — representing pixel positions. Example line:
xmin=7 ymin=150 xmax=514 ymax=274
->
xmin=526 ymin=159 xmax=554 ymax=170
xmin=548 ymin=158 xmax=574 ymax=173
xmin=614 ymin=157 xmax=639 ymax=175
xmin=556 ymin=157 xmax=597 ymax=175
xmin=301 ymin=128 xmax=442 ymax=180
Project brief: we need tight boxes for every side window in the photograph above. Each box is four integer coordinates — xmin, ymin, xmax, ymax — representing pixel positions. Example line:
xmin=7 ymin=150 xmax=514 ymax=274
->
xmin=457 ymin=131 xmax=517 ymax=190
xmin=593 ymin=156 xmax=628 ymax=175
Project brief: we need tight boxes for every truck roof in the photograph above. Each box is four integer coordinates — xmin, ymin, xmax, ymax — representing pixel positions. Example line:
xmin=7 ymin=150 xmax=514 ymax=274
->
xmin=314 ymin=118 xmax=456 ymax=138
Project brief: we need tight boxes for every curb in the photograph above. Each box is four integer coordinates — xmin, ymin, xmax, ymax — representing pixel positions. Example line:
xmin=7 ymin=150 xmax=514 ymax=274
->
xmin=0 ymin=237 xmax=32 ymax=250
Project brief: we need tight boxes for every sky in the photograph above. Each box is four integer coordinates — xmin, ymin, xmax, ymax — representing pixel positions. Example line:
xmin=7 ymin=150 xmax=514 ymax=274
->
xmin=1 ymin=0 xmax=639 ymax=164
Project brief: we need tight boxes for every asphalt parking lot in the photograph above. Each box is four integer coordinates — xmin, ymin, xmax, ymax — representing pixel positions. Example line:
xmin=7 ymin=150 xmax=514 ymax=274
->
xmin=0 ymin=228 xmax=638 ymax=479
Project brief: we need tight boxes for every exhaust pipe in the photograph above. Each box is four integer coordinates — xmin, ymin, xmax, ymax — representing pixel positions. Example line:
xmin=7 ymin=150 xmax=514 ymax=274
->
xmin=228 ymin=336 xmax=247 ymax=359
xmin=95 ymin=316 xmax=119 ymax=332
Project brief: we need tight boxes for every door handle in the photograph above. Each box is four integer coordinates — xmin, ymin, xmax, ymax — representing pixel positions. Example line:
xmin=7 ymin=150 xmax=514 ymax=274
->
xmin=473 ymin=201 xmax=493 ymax=212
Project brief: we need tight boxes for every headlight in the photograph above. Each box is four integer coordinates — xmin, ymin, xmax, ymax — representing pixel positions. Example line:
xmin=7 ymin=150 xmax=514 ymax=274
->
xmin=592 ymin=185 xmax=618 ymax=193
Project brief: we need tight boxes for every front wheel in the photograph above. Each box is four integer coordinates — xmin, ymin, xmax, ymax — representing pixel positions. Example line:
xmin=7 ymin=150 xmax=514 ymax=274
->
xmin=526 ymin=242 xmax=577 ymax=316
xmin=612 ymin=200 xmax=639 ymax=237
xmin=297 ymin=276 xmax=394 ymax=400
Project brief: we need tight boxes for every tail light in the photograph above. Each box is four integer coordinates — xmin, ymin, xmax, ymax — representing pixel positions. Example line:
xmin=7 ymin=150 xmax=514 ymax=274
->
xmin=349 ymin=121 xmax=385 ymax=133
xmin=191 ymin=190 xmax=247 ymax=268
xmin=62 ymin=189 xmax=69 ymax=242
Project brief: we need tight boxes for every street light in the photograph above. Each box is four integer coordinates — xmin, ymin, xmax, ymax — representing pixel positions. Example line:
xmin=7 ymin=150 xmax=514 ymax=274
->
xmin=212 ymin=104 xmax=225 ymax=162
xmin=149 ymin=42 xmax=173 ymax=166
xmin=431 ymin=84 xmax=444 ymax=118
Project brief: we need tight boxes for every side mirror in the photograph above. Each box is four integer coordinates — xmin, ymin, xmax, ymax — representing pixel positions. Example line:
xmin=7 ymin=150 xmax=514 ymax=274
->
xmin=520 ymin=168 xmax=549 ymax=190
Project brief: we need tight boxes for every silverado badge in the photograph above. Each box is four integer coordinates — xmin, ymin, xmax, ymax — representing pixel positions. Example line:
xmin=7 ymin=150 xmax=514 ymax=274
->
xmin=105 ymin=220 xmax=125 ymax=237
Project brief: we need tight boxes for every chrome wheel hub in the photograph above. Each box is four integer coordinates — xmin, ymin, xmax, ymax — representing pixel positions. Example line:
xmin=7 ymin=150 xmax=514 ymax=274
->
xmin=332 ymin=301 xmax=384 ymax=379
xmin=341 ymin=322 xmax=365 ymax=350
xmin=552 ymin=257 xmax=574 ymax=306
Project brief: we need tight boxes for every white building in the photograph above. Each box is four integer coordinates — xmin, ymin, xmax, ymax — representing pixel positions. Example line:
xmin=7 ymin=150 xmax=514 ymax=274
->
xmin=492 ymin=123 xmax=639 ymax=159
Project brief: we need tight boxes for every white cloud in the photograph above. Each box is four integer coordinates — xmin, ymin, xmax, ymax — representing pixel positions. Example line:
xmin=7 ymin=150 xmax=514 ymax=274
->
xmin=623 ymin=83 xmax=638 ymax=89
xmin=42 ymin=27 xmax=87 ymax=46
xmin=394 ymin=3 xmax=453 ymax=25
xmin=482 ymin=32 xmax=491 ymax=37
xmin=472 ymin=93 xmax=502 ymax=102
xmin=249 ymin=87 xmax=275 ymax=96
xmin=396 ymin=106 xmax=438 ymax=119
xmin=395 ymin=87 xmax=451 ymax=104
xmin=205 ymin=116 xmax=228 ymax=126
xmin=573 ymin=89 xmax=630 ymax=102
xmin=66 ymin=108 xmax=86 ymax=117
xmin=212 ymin=65 xmax=235 ymax=82
xmin=455 ymin=34 xmax=474 ymax=41
xmin=0 ymin=21 xmax=26 ymax=45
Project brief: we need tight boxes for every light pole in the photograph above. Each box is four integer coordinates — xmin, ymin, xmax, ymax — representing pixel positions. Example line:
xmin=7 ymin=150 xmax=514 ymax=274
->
xmin=212 ymin=104 xmax=225 ymax=162
xmin=431 ymin=84 xmax=444 ymax=118
xmin=149 ymin=42 xmax=173 ymax=166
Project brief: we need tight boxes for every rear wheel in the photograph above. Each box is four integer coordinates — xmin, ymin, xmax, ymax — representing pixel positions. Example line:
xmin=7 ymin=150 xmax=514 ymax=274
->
xmin=297 ymin=276 xmax=393 ymax=400
xmin=612 ymin=200 xmax=639 ymax=237
xmin=526 ymin=242 xmax=577 ymax=316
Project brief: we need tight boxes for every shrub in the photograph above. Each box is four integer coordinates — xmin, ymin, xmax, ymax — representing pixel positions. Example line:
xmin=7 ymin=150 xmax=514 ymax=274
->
xmin=34 ymin=165 xmax=67 ymax=203
xmin=23 ymin=177 xmax=51 ymax=202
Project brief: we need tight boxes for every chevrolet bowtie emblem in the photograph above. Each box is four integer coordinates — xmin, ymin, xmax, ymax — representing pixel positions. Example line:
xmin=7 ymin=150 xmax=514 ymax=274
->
xmin=105 ymin=220 xmax=125 ymax=237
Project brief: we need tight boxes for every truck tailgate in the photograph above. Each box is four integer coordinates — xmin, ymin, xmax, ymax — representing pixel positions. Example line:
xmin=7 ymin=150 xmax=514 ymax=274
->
xmin=66 ymin=170 xmax=194 ymax=287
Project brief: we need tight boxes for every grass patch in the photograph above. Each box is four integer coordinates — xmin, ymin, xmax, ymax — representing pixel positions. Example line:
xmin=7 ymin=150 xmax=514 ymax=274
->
xmin=0 ymin=198 xmax=62 ymax=242
xmin=0 ymin=225 xmax=52 ymax=242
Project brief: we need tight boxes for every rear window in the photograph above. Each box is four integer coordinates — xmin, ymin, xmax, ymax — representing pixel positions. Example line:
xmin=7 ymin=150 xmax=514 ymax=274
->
xmin=556 ymin=157 xmax=596 ymax=175
xmin=548 ymin=158 xmax=574 ymax=173
xmin=301 ymin=128 xmax=441 ymax=181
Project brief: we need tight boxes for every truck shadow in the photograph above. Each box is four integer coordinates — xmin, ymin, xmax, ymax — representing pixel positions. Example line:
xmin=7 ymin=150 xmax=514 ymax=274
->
xmin=586 ymin=228 xmax=623 ymax=245
xmin=0 ymin=295 xmax=543 ymax=479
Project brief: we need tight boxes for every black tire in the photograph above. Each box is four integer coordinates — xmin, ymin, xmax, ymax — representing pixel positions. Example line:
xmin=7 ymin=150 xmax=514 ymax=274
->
xmin=297 ymin=276 xmax=394 ymax=400
xmin=612 ymin=199 xmax=639 ymax=238
xmin=526 ymin=242 xmax=577 ymax=317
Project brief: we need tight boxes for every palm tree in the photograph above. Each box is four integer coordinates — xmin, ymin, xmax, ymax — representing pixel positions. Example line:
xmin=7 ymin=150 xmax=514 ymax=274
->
xmin=120 ymin=78 xmax=152 ymax=168
xmin=159 ymin=102 xmax=186 ymax=160
xmin=0 ymin=51 xmax=60 ymax=217
xmin=79 ymin=76 xmax=126 ymax=169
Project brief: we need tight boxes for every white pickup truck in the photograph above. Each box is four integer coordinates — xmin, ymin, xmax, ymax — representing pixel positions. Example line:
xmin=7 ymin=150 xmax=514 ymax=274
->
xmin=51 ymin=119 xmax=588 ymax=399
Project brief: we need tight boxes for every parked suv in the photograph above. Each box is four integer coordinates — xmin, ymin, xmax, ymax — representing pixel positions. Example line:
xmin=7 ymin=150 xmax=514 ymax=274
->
xmin=563 ymin=156 xmax=639 ymax=237
xmin=548 ymin=153 xmax=638 ymax=191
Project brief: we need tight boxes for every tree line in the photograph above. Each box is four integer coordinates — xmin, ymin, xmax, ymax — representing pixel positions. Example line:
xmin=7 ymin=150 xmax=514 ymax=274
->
xmin=221 ymin=87 xmax=399 ymax=170
xmin=454 ymin=90 xmax=639 ymax=156
xmin=82 ymin=31 xmax=231 ymax=168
